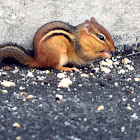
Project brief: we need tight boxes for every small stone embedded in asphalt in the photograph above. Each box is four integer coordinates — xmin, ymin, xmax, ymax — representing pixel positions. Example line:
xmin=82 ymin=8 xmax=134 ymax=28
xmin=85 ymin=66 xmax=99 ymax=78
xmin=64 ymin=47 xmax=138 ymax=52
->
xmin=114 ymin=82 xmax=119 ymax=87
xmin=80 ymin=73 xmax=89 ymax=78
xmin=123 ymin=44 xmax=132 ymax=53
xmin=3 ymin=66 xmax=12 ymax=71
xmin=125 ymin=88 xmax=133 ymax=93
xmin=58 ymin=78 xmax=72 ymax=88
xmin=57 ymin=73 xmax=66 ymax=79
xmin=97 ymin=80 xmax=106 ymax=87
xmin=137 ymin=42 xmax=140 ymax=47
xmin=1 ymin=80 xmax=15 ymax=87
xmin=26 ymin=71 xmax=34 ymax=77
xmin=135 ymin=77 xmax=140 ymax=81
xmin=16 ymin=136 xmax=22 ymax=140
xmin=97 ymin=105 xmax=104 ymax=111
xmin=26 ymin=95 xmax=34 ymax=99
xmin=13 ymin=123 xmax=21 ymax=128
xmin=132 ymin=43 xmax=136 ymax=48
xmin=121 ymin=126 xmax=125 ymax=132
xmin=21 ymin=92 xmax=27 ymax=95
xmin=131 ymin=113 xmax=138 ymax=119
xmin=122 ymin=58 xmax=132 ymax=64
xmin=55 ymin=94 xmax=63 ymax=101
xmin=1 ymin=89 xmax=8 ymax=93
xmin=100 ymin=66 xmax=111 ymax=73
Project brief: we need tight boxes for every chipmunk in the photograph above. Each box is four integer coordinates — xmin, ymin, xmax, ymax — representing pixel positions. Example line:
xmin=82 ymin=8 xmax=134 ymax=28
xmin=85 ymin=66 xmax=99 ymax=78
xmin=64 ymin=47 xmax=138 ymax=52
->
xmin=0 ymin=17 xmax=115 ymax=71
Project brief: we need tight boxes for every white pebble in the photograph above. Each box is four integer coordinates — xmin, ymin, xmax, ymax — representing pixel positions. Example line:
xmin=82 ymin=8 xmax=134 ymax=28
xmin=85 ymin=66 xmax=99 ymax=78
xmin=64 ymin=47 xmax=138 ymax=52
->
xmin=1 ymin=80 xmax=15 ymax=87
xmin=134 ymin=78 xmax=140 ymax=81
xmin=55 ymin=94 xmax=63 ymax=101
xmin=81 ymin=73 xmax=89 ymax=78
xmin=97 ymin=105 xmax=104 ymax=111
xmin=78 ymin=84 xmax=83 ymax=87
xmin=26 ymin=71 xmax=34 ymax=77
xmin=16 ymin=136 xmax=22 ymax=140
xmin=113 ymin=61 xmax=119 ymax=66
xmin=1 ymin=72 xmax=8 ymax=75
xmin=131 ymin=113 xmax=138 ymax=119
xmin=125 ymin=65 xmax=134 ymax=71
xmin=132 ymin=98 xmax=136 ymax=102
xmin=100 ymin=67 xmax=111 ymax=73
xmin=58 ymin=78 xmax=72 ymax=88
xmin=121 ymin=126 xmax=125 ymax=132
xmin=13 ymin=123 xmax=21 ymax=128
xmin=118 ymin=69 xmax=125 ymax=74
xmin=93 ymin=67 xmax=100 ymax=73
xmin=19 ymin=86 xmax=25 ymax=90
xmin=126 ymin=104 xmax=132 ymax=110
xmin=45 ymin=70 xmax=50 ymax=74
xmin=109 ymin=95 xmax=113 ymax=98
xmin=27 ymin=95 xmax=34 ymax=99
xmin=1 ymin=90 xmax=8 ymax=93
xmin=122 ymin=97 xmax=127 ymax=102
xmin=57 ymin=73 xmax=66 ymax=79
xmin=122 ymin=58 xmax=132 ymax=64
xmin=37 ymin=76 xmax=46 ymax=80
xmin=114 ymin=82 xmax=119 ymax=87
xmin=106 ymin=59 xmax=113 ymax=66
xmin=12 ymin=107 xmax=17 ymax=111
xmin=100 ymin=60 xmax=110 ymax=66
xmin=126 ymin=78 xmax=132 ymax=81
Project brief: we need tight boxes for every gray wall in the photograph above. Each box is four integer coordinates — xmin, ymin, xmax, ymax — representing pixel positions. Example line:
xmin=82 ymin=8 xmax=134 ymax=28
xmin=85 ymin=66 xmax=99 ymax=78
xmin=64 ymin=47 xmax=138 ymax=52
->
xmin=0 ymin=0 xmax=139 ymax=49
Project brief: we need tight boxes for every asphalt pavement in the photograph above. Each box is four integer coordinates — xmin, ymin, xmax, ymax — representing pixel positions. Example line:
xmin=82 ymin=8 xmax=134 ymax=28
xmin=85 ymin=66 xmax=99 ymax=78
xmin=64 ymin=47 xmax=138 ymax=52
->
xmin=0 ymin=44 xmax=140 ymax=140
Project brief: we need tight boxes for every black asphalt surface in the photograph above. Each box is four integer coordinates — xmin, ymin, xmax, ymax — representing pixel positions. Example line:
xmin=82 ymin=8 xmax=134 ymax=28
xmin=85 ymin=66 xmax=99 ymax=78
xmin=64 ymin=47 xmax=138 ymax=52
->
xmin=0 ymin=45 xmax=140 ymax=140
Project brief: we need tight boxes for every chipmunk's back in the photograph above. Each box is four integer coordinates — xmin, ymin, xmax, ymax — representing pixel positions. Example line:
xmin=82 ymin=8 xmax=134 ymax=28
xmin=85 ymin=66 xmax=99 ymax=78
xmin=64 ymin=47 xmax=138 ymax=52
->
xmin=33 ymin=21 xmax=76 ymax=49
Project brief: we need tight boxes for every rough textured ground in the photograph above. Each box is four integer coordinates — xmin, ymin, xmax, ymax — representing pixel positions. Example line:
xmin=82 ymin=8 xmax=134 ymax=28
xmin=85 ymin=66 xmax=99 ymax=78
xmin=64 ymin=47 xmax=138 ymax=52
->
xmin=0 ymin=45 xmax=139 ymax=140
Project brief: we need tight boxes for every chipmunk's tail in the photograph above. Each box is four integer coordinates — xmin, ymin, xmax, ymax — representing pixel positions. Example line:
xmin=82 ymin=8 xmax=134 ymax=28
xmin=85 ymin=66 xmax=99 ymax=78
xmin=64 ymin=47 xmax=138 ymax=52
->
xmin=0 ymin=44 xmax=38 ymax=67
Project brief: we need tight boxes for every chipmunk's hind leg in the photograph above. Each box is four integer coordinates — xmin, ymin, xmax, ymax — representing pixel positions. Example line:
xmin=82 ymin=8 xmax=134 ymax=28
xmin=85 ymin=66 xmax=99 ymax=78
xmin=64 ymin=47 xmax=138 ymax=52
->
xmin=55 ymin=54 xmax=79 ymax=72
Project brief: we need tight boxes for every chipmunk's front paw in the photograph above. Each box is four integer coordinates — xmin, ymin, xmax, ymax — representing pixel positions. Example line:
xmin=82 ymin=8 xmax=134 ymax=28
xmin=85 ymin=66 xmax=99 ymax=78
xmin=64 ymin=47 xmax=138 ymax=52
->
xmin=101 ymin=52 xmax=111 ymax=59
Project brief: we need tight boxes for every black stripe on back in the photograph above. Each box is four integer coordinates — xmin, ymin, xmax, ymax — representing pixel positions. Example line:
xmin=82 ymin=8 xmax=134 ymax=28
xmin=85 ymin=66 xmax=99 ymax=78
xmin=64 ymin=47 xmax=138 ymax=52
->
xmin=44 ymin=33 xmax=72 ymax=43
xmin=43 ymin=27 xmax=71 ymax=35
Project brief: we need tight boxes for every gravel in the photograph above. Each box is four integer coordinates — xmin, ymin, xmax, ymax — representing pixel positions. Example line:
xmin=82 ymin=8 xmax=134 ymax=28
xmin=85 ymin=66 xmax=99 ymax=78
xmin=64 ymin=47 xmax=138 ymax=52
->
xmin=0 ymin=45 xmax=140 ymax=140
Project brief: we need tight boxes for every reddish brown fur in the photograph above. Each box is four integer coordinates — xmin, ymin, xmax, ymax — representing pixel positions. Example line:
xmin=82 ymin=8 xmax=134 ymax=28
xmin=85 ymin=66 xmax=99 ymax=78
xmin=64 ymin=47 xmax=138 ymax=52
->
xmin=0 ymin=17 xmax=115 ymax=71
xmin=29 ymin=18 xmax=115 ymax=71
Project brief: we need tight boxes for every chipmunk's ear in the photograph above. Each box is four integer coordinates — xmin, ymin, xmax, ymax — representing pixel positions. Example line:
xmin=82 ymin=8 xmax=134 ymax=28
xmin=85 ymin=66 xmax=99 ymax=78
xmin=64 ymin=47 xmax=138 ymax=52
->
xmin=84 ymin=20 xmax=91 ymax=33
xmin=91 ymin=17 xmax=97 ymax=23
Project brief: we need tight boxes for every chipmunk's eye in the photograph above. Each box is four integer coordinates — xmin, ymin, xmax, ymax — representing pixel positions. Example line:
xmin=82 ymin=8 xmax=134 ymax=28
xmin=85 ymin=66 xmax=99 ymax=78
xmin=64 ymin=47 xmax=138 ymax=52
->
xmin=97 ymin=34 xmax=105 ymax=41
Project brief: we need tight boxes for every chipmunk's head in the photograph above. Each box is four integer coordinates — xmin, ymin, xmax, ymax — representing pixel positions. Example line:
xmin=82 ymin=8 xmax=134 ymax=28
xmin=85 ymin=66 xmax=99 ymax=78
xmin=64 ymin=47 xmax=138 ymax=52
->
xmin=81 ymin=17 xmax=115 ymax=60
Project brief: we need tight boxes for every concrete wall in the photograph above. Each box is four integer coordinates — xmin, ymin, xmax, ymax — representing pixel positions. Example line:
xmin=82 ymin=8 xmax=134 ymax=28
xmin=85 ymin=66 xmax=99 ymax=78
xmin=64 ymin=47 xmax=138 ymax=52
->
xmin=0 ymin=0 xmax=139 ymax=49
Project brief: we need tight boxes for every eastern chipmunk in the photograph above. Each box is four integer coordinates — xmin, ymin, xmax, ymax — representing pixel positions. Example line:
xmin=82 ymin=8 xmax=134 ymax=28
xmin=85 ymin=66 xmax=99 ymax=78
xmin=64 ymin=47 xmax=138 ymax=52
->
xmin=0 ymin=17 xmax=115 ymax=71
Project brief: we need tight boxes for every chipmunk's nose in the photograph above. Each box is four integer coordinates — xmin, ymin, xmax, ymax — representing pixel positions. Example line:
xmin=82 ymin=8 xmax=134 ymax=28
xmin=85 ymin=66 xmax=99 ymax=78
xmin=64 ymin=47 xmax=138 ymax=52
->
xmin=108 ymin=43 xmax=115 ymax=54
